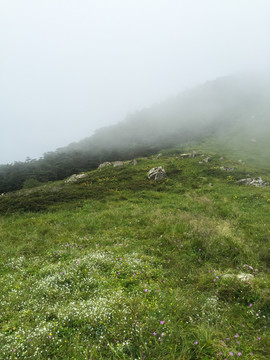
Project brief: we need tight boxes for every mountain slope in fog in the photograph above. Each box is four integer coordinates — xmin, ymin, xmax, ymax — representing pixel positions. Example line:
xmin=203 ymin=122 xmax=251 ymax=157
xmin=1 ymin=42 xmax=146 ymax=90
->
xmin=0 ymin=72 xmax=269 ymax=193
xmin=69 ymin=72 xmax=270 ymax=153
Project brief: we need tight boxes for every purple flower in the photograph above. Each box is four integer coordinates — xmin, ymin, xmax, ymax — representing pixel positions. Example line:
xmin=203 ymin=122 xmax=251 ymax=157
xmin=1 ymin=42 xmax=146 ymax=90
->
xmin=160 ymin=321 xmax=165 ymax=325
xmin=153 ymin=332 xmax=157 ymax=336
xmin=234 ymin=333 xmax=239 ymax=338
xmin=194 ymin=341 xmax=198 ymax=345
xmin=198 ymin=248 xmax=202 ymax=251
xmin=237 ymin=352 xmax=242 ymax=356
xmin=258 ymin=337 xmax=261 ymax=340
xmin=144 ymin=289 xmax=148 ymax=293
xmin=249 ymin=303 xmax=253 ymax=307
xmin=229 ymin=352 xmax=234 ymax=356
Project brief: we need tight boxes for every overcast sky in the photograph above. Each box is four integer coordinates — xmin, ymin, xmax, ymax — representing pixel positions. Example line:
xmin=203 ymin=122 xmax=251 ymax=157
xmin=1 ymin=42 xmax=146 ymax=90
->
xmin=1 ymin=0 xmax=270 ymax=164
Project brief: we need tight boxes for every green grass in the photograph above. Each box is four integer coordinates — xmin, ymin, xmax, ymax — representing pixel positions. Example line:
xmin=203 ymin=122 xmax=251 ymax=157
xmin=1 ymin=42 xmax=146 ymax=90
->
xmin=0 ymin=148 xmax=269 ymax=359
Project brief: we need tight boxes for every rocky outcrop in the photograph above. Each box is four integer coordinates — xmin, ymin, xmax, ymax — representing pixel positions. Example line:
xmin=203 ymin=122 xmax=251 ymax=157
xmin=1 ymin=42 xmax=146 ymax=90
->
xmin=237 ymin=177 xmax=269 ymax=187
xmin=113 ymin=161 xmax=124 ymax=167
xmin=180 ymin=151 xmax=202 ymax=158
xmin=65 ymin=173 xmax=88 ymax=183
xmin=98 ymin=159 xmax=137 ymax=169
xmin=98 ymin=162 xmax=112 ymax=169
xmin=148 ymin=167 xmax=167 ymax=181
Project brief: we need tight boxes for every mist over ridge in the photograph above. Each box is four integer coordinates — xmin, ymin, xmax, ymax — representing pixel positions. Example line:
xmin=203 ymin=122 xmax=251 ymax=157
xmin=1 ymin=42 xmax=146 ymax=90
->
xmin=66 ymin=71 xmax=270 ymax=152
xmin=0 ymin=71 xmax=270 ymax=194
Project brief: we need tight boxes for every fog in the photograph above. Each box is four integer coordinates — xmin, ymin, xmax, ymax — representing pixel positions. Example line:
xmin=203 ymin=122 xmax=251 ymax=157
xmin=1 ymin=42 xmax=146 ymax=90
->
xmin=1 ymin=0 xmax=270 ymax=164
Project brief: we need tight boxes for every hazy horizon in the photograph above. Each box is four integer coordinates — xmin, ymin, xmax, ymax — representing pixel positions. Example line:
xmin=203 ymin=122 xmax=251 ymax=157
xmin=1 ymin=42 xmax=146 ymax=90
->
xmin=1 ymin=0 xmax=270 ymax=164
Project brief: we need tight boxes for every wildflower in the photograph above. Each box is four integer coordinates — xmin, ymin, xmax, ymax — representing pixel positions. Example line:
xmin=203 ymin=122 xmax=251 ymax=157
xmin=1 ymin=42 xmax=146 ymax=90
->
xmin=237 ymin=352 xmax=242 ymax=356
xmin=198 ymin=248 xmax=202 ymax=251
xmin=229 ymin=351 xmax=234 ymax=356
xmin=257 ymin=337 xmax=261 ymax=340
xmin=234 ymin=333 xmax=239 ymax=338
xmin=144 ymin=289 xmax=148 ymax=293
xmin=153 ymin=332 xmax=157 ymax=336
xmin=249 ymin=303 xmax=253 ymax=307
xmin=194 ymin=341 xmax=198 ymax=345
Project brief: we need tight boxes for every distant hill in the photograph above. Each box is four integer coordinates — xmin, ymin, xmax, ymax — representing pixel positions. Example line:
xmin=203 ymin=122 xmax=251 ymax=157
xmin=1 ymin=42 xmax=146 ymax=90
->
xmin=1 ymin=72 xmax=270 ymax=193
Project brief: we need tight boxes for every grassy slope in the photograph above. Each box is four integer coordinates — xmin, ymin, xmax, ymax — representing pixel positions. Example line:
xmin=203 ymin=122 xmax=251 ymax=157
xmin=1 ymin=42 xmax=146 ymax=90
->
xmin=0 ymin=146 xmax=269 ymax=359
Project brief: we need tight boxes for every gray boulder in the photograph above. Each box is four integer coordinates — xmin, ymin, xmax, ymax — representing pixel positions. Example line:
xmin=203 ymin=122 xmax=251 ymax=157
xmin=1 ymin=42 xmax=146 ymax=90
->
xmin=148 ymin=166 xmax=167 ymax=181
xmin=203 ymin=157 xmax=212 ymax=163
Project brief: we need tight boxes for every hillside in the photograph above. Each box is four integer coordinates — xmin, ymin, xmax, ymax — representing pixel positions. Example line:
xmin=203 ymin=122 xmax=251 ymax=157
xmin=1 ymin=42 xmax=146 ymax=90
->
xmin=1 ymin=72 xmax=270 ymax=194
xmin=0 ymin=145 xmax=269 ymax=359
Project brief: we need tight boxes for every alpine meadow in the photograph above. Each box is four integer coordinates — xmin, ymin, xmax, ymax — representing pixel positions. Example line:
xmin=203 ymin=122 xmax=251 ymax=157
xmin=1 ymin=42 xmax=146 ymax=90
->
xmin=0 ymin=73 xmax=270 ymax=359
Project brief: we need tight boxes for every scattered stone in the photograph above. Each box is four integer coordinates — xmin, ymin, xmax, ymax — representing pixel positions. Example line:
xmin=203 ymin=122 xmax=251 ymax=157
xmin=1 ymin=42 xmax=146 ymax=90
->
xmin=237 ymin=177 xmax=269 ymax=187
xmin=0 ymin=193 xmax=5 ymax=197
xmin=237 ymin=273 xmax=255 ymax=282
xmin=203 ymin=157 xmax=212 ymax=163
xmin=220 ymin=166 xmax=234 ymax=172
xmin=156 ymin=153 xmax=162 ymax=158
xmin=223 ymin=273 xmax=255 ymax=282
xmin=65 ymin=173 xmax=88 ymax=183
xmin=132 ymin=159 xmax=137 ymax=166
xmin=180 ymin=153 xmax=192 ymax=158
xmin=208 ymin=183 xmax=213 ymax=187
xmin=191 ymin=151 xmax=202 ymax=158
xmin=113 ymin=161 xmax=124 ymax=167
xmin=98 ymin=162 xmax=112 ymax=169
xmin=148 ymin=166 xmax=167 ymax=181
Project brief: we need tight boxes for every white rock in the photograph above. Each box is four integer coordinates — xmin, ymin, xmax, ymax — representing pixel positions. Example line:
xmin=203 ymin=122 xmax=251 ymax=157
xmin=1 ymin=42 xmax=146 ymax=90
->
xmin=148 ymin=166 xmax=167 ymax=181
